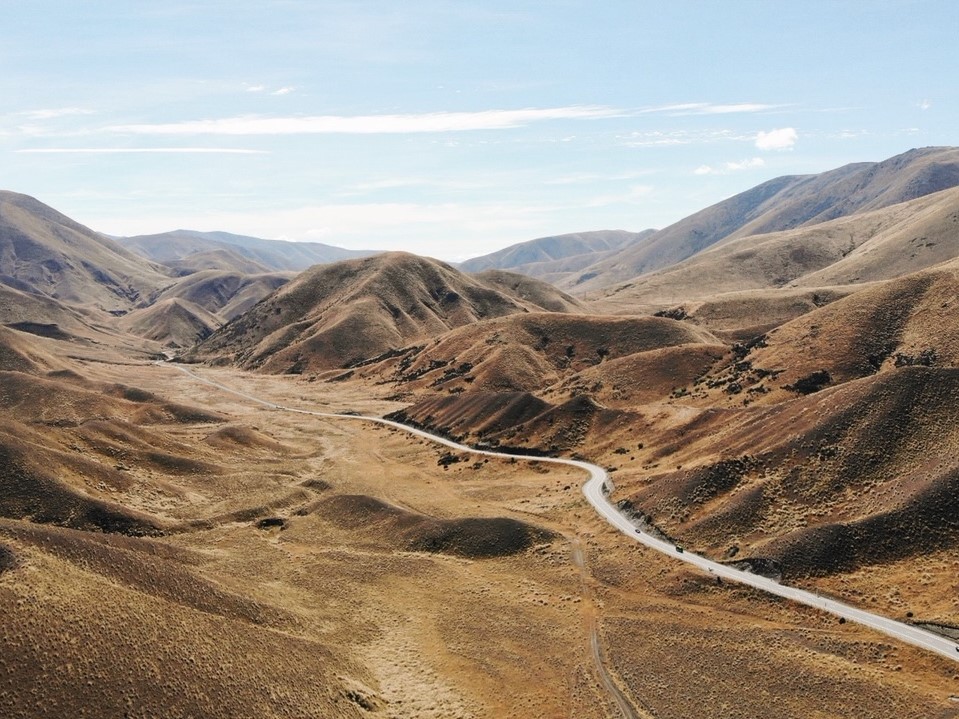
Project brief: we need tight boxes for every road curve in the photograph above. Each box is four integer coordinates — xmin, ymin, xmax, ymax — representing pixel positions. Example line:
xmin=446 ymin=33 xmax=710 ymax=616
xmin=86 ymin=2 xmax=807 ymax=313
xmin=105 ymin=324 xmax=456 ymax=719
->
xmin=166 ymin=363 xmax=959 ymax=665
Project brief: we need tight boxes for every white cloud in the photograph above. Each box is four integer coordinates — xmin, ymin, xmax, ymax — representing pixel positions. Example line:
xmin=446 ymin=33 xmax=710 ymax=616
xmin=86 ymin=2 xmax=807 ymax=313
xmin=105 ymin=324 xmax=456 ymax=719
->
xmin=543 ymin=170 xmax=656 ymax=185
xmin=694 ymin=157 xmax=765 ymax=175
xmin=640 ymin=102 xmax=785 ymax=116
xmin=106 ymin=106 xmax=623 ymax=135
xmin=699 ymin=103 xmax=781 ymax=115
xmin=17 ymin=147 xmax=268 ymax=154
xmin=271 ymin=86 xmax=295 ymax=96
xmin=20 ymin=107 xmax=94 ymax=120
xmin=755 ymin=127 xmax=798 ymax=150
xmin=245 ymin=84 xmax=266 ymax=93
xmin=621 ymin=129 xmax=752 ymax=148
xmin=918 ymin=99 xmax=931 ymax=111
xmin=727 ymin=157 xmax=765 ymax=171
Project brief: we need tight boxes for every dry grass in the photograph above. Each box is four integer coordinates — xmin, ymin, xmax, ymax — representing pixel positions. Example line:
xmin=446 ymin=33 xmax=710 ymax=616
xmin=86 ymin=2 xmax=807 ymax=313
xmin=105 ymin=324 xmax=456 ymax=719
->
xmin=5 ymin=352 xmax=957 ymax=717
xmin=184 ymin=252 xmax=585 ymax=374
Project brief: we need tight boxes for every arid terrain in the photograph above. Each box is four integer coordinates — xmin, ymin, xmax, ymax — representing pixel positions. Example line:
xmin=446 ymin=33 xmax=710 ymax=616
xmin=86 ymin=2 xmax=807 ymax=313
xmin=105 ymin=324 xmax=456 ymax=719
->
xmin=3 ymin=148 xmax=959 ymax=717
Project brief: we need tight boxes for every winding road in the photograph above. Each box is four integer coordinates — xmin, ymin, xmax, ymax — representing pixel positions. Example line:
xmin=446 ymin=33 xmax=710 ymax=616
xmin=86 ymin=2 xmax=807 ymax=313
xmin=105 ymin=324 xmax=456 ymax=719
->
xmin=167 ymin=363 xmax=959 ymax=677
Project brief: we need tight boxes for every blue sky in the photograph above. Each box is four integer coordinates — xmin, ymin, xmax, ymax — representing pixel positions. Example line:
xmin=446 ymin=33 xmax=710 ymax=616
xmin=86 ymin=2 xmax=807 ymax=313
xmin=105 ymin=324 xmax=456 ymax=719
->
xmin=2 ymin=1 xmax=956 ymax=260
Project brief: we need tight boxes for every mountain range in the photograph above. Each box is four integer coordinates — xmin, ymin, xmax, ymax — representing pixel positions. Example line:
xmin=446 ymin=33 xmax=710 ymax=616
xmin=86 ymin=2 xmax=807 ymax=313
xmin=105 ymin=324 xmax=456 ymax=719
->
xmin=2 ymin=146 xmax=959 ymax=718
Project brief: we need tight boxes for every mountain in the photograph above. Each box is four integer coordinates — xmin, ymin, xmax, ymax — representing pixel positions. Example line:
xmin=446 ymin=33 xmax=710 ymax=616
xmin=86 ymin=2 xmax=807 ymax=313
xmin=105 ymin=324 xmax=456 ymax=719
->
xmin=470 ymin=269 xmax=585 ymax=313
xmin=593 ymin=184 xmax=959 ymax=314
xmin=389 ymin=260 xmax=959 ymax=582
xmin=2 ymin=180 xmax=957 ymax=715
xmin=683 ymin=258 xmax=959 ymax=407
xmin=355 ymin=312 xmax=721 ymax=395
xmin=185 ymin=252 xmax=584 ymax=373
xmin=119 ymin=271 xmax=293 ymax=348
xmin=162 ymin=247 xmax=274 ymax=275
xmin=0 ymin=191 xmax=168 ymax=310
xmin=153 ymin=270 xmax=292 ymax=321
xmin=459 ymin=229 xmax=654 ymax=278
xmin=565 ymin=146 xmax=959 ymax=292
xmin=119 ymin=298 xmax=223 ymax=348
xmin=118 ymin=229 xmax=375 ymax=272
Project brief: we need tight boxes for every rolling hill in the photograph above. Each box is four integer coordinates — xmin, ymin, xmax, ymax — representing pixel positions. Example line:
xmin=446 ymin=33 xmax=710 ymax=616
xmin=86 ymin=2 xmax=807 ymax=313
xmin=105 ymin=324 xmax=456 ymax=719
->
xmin=184 ymin=252 xmax=585 ymax=373
xmin=0 ymin=191 xmax=168 ymax=310
xmin=118 ymin=229 xmax=374 ymax=272
xmin=593 ymin=184 xmax=959 ymax=313
xmin=355 ymin=312 xmax=722 ymax=395
xmin=564 ymin=146 xmax=959 ymax=292
xmin=123 ymin=270 xmax=295 ymax=347
xmin=1 ymin=158 xmax=959 ymax=716
xmin=459 ymin=229 xmax=654 ymax=279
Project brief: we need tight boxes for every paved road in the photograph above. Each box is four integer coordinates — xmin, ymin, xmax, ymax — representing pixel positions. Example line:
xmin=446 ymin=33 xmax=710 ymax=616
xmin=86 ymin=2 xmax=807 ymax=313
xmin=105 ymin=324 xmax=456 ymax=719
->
xmin=167 ymin=363 xmax=959 ymax=666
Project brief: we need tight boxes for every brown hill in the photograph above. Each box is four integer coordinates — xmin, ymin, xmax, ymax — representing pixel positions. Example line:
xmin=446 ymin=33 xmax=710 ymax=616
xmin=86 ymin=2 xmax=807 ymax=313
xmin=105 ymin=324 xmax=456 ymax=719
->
xmin=606 ymin=287 xmax=855 ymax=345
xmin=0 ymin=191 xmax=167 ymax=310
xmin=545 ymin=342 xmax=729 ymax=408
xmin=677 ymin=261 xmax=959 ymax=407
xmin=460 ymin=229 xmax=654 ymax=277
xmin=119 ymin=228 xmax=373 ymax=271
xmin=359 ymin=312 xmax=721 ymax=395
xmin=567 ymin=146 xmax=959 ymax=292
xmin=389 ymin=391 xmax=645 ymax=456
xmin=155 ymin=270 xmax=292 ymax=322
xmin=315 ymin=493 xmax=554 ymax=558
xmin=0 ymin=369 xmax=231 ymax=537
xmin=0 ymin=518 xmax=366 ymax=719
xmin=614 ymin=365 xmax=959 ymax=579
xmin=131 ymin=269 xmax=294 ymax=347
xmin=119 ymin=298 xmax=222 ymax=348
xmin=163 ymin=247 xmax=273 ymax=275
xmin=593 ymin=185 xmax=959 ymax=311
xmin=472 ymin=269 xmax=586 ymax=313
xmin=185 ymin=252 xmax=582 ymax=373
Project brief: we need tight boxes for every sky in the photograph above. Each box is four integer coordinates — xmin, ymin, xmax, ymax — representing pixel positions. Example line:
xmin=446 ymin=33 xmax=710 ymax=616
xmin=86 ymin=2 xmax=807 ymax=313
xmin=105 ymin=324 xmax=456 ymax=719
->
xmin=2 ymin=0 xmax=957 ymax=261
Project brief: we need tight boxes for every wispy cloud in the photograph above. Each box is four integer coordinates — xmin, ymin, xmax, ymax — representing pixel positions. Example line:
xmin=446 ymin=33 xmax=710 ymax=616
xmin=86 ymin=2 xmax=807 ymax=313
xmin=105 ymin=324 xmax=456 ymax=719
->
xmin=19 ymin=107 xmax=94 ymax=120
xmin=543 ymin=170 xmax=657 ymax=185
xmin=244 ymin=84 xmax=295 ymax=95
xmin=106 ymin=106 xmax=624 ymax=135
xmin=331 ymin=175 xmax=493 ymax=197
xmin=17 ymin=147 xmax=268 ymax=154
xmin=918 ymin=99 xmax=932 ymax=111
xmin=755 ymin=127 xmax=798 ymax=150
xmin=694 ymin=157 xmax=765 ymax=175
xmin=640 ymin=102 xmax=786 ymax=116
xmin=621 ymin=129 xmax=752 ymax=148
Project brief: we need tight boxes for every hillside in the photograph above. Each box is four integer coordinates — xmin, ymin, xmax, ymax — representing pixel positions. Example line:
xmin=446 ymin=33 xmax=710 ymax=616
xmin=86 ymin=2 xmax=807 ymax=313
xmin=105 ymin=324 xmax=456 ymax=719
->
xmin=119 ymin=229 xmax=374 ymax=272
xmin=355 ymin=312 xmax=721 ymax=396
xmin=0 ymin=191 xmax=168 ymax=310
xmin=1 ymin=182 xmax=957 ymax=716
xmin=119 ymin=298 xmax=222 ymax=348
xmin=389 ymin=261 xmax=959 ymax=583
xmin=185 ymin=252 xmax=584 ymax=373
xmin=163 ymin=247 xmax=273 ymax=275
xmin=566 ymin=146 xmax=959 ymax=292
xmin=116 ymin=271 xmax=293 ymax=348
xmin=593 ymin=185 xmax=959 ymax=313
xmin=154 ymin=270 xmax=292 ymax=321
xmin=460 ymin=229 xmax=654 ymax=277
xmin=676 ymin=259 xmax=959 ymax=408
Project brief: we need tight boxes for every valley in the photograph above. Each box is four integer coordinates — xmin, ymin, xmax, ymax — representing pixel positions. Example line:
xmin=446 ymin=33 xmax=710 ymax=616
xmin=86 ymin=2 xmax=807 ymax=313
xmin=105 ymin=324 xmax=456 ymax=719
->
xmin=2 ymin=147 xmax=959 ymax=717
